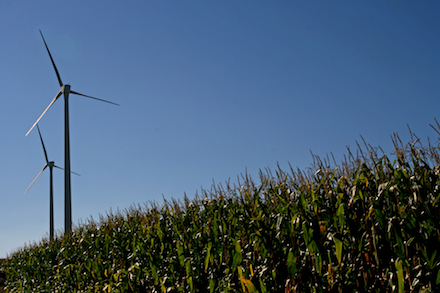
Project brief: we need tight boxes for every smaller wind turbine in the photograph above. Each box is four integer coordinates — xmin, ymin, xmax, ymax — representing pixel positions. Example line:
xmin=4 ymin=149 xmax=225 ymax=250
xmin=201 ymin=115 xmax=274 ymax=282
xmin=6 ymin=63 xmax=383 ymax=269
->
xmin=25 ymin=125 xmax=79 ymax=240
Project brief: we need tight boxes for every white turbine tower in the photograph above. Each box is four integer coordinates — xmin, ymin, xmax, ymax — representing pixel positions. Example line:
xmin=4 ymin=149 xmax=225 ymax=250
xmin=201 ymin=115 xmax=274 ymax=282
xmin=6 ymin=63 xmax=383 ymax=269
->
xmin=25 ymin=125 xmax=79 ymax=240
xmin=26 ymin=30 xmax=119 ymax=235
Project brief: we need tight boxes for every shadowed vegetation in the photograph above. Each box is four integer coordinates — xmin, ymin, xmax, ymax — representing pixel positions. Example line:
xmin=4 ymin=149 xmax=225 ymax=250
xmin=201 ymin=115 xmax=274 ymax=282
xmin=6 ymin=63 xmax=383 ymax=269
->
xmin=2 ymin=121 xmax=440 ymax=292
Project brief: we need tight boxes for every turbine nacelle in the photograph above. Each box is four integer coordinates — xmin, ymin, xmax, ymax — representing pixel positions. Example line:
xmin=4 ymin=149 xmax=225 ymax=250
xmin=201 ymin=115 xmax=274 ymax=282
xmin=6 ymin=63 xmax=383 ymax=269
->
xmin=62 ymin=84 xmax=71 ymax=94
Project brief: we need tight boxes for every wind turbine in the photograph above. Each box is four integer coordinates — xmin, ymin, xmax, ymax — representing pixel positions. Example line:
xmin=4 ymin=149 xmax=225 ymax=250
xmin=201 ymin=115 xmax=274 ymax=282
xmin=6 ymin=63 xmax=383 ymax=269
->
xmin=26 ymin=30 xmax=119 ymax=235
xmin=25 ymin=125 xmax=80 ymax=240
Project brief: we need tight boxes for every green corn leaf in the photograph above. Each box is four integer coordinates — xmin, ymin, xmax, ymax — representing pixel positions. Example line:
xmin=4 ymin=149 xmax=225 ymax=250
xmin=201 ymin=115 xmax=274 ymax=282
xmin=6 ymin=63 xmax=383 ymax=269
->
xmin=177 ymin=241 xmax=184 ymax=267
xmin=395 ymin=258 xmax=404 ymax=293
xmin=429 ymin=250 xmax=438 ymax=269
xmin=233 ymin=251 xmax=243 ymax=270
xmin=150 ymin=262 xmax=159 ymax=286
xmin=160 ymin=277 xmax=167 ymax=293
xmin=334 ymin=236 xmax=343 ymax=265
xmin=188 ymin=276 xmax=194 ymax=292
xmin=276 ymin=214 xmax=283 ymax=232
xmin=237 ymin=265 xmax=244 ymax=280
xmin=314 ymin=250 xmax=322 ymax=274
xmin=185 ymin=260 xmax=191 ymax=277
xmin=300 ymin=193 xmax=308 ymax=211
xmin=287 ymin=250 xmax=294 ymax=269
xmin=241 ymin=277 xmax=257 ymax=293
xmin=302 ymin=223 xmax=311 ymax=245
xmin=259 ymin=278 xmax=267 ymax=293
xmin=205 ymin=242 xmax=212 ymax=272
xmin=336 ymin=204 xmax=345 ymax=232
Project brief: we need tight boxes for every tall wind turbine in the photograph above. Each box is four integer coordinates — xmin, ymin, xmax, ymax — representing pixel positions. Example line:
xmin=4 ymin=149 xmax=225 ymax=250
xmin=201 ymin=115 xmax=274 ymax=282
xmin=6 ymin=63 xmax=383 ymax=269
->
xmin=25 ymin=125 xmax=80 ymax=240
xmin=26 ymin=30 xmax=119 ymax=235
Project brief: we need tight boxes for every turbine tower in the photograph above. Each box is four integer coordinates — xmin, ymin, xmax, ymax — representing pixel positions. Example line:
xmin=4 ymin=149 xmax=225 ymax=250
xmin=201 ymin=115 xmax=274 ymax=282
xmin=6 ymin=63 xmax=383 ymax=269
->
xmin=26 ymin=30 xmax=119 ymax=235
xmin=25 ymin=125 xmax=79 ymax=240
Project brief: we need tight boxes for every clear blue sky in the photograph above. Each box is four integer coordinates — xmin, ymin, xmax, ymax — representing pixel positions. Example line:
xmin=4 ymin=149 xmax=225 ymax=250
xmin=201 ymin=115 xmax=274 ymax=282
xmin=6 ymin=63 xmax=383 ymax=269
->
xmin=1 ymin=1 xmax=439 ymax=258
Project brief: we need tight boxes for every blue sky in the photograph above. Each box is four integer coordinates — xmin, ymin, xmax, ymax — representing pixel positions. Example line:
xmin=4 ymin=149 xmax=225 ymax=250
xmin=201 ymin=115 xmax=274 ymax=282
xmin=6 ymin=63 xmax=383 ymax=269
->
xmin=1 ymin=1 xmax=439 ymax=258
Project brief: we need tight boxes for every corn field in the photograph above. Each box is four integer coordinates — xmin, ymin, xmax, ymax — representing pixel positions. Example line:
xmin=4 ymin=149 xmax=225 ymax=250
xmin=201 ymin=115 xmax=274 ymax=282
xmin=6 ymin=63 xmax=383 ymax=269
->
xmin=2 ymin=122 xmax=440 ymax=292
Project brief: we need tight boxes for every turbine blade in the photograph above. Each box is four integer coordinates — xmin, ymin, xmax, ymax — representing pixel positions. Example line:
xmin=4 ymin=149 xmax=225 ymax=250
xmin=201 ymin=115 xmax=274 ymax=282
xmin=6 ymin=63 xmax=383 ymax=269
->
xmin=26 ymin=90 xmax=62 ymax=136
xmin=39 ymin=30 xmax=63 ymax=87
xmin=70 ymin=90 xmax=120 ymax=106
xmin=24 ymin=164 xmax=48 ymax=193
xmin=36 ymin=125 xmax=49 ymax=164
xmin=53 ymin=165 xmax=81 ymax=176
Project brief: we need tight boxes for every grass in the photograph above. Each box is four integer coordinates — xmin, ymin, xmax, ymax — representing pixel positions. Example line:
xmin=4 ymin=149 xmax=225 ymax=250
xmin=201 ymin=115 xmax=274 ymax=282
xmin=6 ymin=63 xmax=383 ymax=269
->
xmin=2 ymin=120 xmax=440 ymax=292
